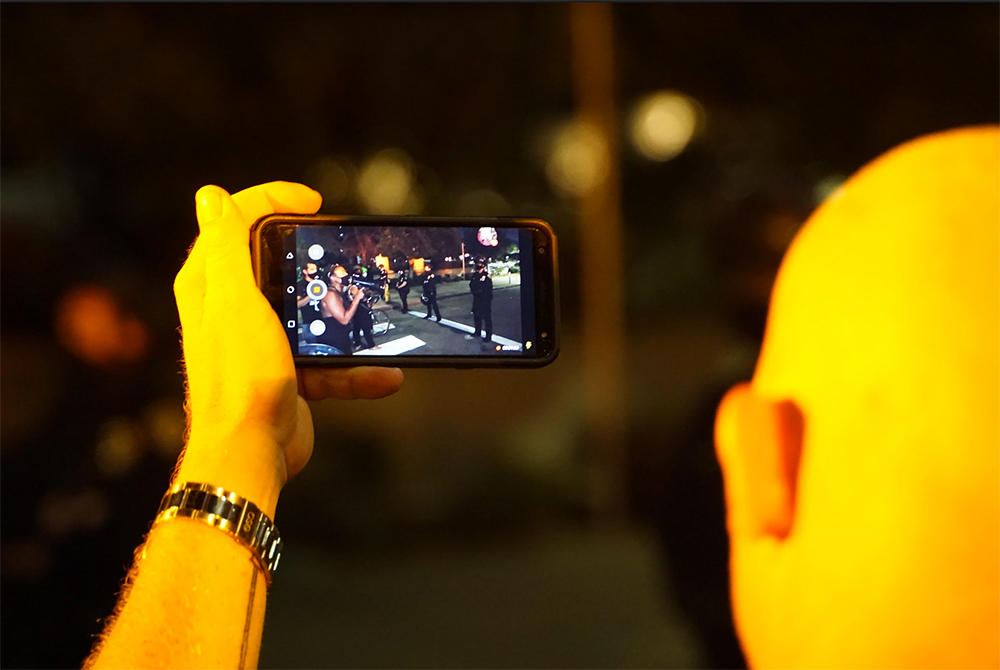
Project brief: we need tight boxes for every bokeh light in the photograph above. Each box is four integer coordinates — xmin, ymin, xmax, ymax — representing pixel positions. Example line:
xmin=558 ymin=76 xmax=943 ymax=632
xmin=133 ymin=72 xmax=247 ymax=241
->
xmin=94 ymin=417 xmax=143 ymax=478
xmin=304 ymin=155 xmax=356 ymax=205
xmin=545 ymin=120 xmax=610 ymax=199
xmin=629 ymin=90 xmax=702 ymax=161
xmin=813 ymin=174 xmax=847 ymax=206
xmin=762 ymin=213 xmax=804 ymax=255
xmin=357 ymin=148 xmax=421 ymax=215
xmin=54 ymin=286 xmax=149 ymax=368
xmin=142 ymin=397 xmax=186 ymax=461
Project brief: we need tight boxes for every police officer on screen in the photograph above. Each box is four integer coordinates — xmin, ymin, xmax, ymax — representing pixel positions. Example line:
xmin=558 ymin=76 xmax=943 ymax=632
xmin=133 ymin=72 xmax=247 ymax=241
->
xmin=470 ymin=256 xmax=493 ymax=349
xmin=379 ymin=264 xmax=391 ymax=305
xmin=396 ymin=266 xmax=411 ymax=313
xmin=422 ymin=261 xmax=442 ymax=322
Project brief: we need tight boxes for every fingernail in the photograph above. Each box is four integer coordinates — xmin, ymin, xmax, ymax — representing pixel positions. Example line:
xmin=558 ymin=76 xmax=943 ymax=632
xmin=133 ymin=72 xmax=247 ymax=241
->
xmin=197 ymin=188 xmax=223 ymax=221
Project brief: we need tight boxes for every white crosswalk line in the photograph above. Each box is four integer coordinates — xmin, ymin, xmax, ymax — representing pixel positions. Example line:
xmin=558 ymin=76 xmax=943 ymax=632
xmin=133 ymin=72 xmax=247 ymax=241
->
xmin=405 ymin=312 xmax=522 ymax=350
xmin=355 ymin=334 xmax=426 ymax=356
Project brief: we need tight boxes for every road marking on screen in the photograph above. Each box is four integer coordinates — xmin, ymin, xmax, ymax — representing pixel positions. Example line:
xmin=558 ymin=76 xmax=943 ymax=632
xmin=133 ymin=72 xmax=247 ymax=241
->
xmin=406 ymin=312 xmax=522 ymax=350
xmin=355 ymin=335 xmax=426 ymax=356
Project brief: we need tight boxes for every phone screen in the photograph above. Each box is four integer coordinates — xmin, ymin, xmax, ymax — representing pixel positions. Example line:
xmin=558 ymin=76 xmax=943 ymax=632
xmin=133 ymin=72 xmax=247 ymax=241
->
xmin=253 ymin=215 xmax=558 ymax=367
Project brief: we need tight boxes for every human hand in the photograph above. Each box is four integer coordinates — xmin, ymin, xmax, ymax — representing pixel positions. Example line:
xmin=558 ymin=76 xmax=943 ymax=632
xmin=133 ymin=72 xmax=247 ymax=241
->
xmin=172 ymin=182 xmax=403 ymax=517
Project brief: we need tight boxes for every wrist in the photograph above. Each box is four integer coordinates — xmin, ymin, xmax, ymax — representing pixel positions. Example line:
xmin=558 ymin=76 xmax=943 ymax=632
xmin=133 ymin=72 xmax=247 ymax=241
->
xmin=176 ymin=424 xmax=285 ymax=519
xmin=154 ymin=482 xmax=283 ymax=585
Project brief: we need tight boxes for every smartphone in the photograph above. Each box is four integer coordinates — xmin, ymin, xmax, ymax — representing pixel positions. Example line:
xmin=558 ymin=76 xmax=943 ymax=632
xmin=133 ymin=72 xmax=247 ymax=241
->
xmin=251 ymin=214 xmax=559 ymax=368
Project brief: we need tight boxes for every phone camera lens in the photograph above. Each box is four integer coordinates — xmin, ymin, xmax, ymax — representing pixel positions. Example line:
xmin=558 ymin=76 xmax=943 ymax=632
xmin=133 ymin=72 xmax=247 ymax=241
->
xmin=538 ymin=246 xmax=546 ymax=254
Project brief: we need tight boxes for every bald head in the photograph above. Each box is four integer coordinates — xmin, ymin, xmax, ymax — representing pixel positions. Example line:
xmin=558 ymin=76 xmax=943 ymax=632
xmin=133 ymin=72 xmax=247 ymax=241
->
xmin=716 ymin=127 xmax=999 ymax=668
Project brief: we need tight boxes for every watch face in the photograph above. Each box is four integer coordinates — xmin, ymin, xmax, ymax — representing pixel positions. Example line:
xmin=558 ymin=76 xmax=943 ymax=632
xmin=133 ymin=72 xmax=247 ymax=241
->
xmin=477 ymin=226 xmax=499 ymax=247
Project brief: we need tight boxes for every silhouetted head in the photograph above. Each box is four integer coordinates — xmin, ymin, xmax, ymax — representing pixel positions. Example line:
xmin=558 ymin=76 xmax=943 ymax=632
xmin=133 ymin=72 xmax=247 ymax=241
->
xmin=715 ymin=126 xmax=999 ymax=668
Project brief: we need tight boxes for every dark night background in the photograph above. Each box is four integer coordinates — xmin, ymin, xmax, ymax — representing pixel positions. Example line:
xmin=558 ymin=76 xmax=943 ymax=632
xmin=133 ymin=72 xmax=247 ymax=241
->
xmin=1 ymin=3 xmax=997 ymax=668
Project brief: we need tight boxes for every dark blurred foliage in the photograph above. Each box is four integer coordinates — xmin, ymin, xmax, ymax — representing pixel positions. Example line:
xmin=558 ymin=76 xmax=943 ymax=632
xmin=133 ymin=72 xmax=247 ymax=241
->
xmin=1 ymin=3 xmax=996 ymax=669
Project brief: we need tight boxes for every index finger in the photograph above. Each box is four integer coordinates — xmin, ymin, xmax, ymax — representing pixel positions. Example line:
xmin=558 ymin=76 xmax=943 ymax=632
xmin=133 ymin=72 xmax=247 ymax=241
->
xmin=175 ymin=182 xmax=323 ymax=317
xmin=231 ymin=181 xmax=323 ymax=227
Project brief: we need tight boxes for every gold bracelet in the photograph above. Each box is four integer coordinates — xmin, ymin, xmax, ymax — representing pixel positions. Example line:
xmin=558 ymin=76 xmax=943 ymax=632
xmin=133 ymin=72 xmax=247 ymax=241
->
xmin=153 ymin=482 xmax=282 ymax=586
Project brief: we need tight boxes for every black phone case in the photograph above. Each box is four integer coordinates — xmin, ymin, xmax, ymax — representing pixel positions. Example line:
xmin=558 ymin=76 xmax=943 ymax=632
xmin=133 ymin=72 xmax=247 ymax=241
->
xmin=251 ymin=214 xmax=560 ymax=369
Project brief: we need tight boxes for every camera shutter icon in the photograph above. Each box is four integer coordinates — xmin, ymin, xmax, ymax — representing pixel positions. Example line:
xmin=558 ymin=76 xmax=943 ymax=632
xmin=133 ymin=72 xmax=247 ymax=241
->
xmin=307 ymin=279 xmax=328 ymax=301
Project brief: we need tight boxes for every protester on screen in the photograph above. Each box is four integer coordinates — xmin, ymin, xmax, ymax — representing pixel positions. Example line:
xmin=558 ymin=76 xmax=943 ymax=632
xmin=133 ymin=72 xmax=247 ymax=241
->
xmin=296 ymin=262 xmax=323 ymax=335
xmin=318 ymin=264 xmax=364 ymax=355
xmin=348 ymin=279 xmax=378 ymax=351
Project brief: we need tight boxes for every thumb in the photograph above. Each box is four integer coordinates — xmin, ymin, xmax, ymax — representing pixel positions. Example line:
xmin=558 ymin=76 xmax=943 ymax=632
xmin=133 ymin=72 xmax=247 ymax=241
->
xmin=195 ymin=184 xmax=255 ymax=295
xmin=195 ymin=184 xmax=243 ymax=248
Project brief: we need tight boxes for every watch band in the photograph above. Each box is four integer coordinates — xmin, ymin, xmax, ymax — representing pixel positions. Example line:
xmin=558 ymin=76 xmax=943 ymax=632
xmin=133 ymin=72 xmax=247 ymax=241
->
xmin=153 ymin=482 xmax=282 ymax=585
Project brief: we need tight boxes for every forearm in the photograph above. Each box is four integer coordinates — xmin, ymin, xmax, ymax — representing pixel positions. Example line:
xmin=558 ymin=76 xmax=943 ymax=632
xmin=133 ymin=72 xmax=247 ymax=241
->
xmin=86 ymin=428 xmax=283 ymax=669
xmin=86 ymin=518 xmax=269 ymax=670
xmin=342 ymin=299 xmax=362 ymax=324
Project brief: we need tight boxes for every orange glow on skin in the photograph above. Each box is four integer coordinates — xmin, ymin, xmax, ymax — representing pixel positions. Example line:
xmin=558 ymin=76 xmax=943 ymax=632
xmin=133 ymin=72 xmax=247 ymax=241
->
xmin=716 ymin=127 xmax=1000 ymax=669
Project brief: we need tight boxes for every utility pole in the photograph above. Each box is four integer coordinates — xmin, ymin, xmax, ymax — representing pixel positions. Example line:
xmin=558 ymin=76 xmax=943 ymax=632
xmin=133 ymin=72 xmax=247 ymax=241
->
xmin=570 ymin=3 xmax=629 ymax=523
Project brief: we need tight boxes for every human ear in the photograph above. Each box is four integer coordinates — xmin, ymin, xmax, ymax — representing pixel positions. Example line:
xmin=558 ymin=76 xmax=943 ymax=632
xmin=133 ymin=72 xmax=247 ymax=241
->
xmin=714 ymin=383 xmax=804 ymax=540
